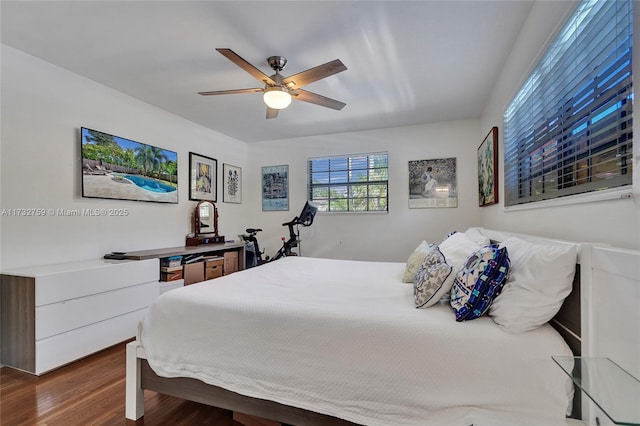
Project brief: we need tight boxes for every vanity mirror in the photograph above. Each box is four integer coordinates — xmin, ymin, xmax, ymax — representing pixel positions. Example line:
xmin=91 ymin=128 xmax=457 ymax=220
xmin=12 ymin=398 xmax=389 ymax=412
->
xmin=188 ymin=200 xmax=225 ymax=245
xmin=196 ymin=201 xmax=217 ymax=235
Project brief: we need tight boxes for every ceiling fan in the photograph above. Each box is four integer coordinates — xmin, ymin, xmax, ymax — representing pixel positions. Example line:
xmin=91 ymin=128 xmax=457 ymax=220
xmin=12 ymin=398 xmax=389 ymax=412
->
xmin=198 ymin=48 xmax=347 ymax=119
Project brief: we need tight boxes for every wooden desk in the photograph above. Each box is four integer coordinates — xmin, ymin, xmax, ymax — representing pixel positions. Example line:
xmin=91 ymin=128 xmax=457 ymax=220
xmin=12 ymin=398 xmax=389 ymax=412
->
xmin=120 ymin=241 xmax=246 ymax=289
xmin=121 ymin=241 xmax=246 ymax=266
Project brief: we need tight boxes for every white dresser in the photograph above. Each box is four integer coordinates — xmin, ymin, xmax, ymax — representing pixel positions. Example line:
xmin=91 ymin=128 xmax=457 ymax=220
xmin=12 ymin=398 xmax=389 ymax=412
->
xmin=1 ymin=258 xmax=159 ymax=375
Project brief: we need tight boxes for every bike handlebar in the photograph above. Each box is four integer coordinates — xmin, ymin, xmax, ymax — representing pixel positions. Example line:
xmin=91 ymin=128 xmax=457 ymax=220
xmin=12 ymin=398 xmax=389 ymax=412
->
xmin=281 ymin=217 xmax=299 ymax=227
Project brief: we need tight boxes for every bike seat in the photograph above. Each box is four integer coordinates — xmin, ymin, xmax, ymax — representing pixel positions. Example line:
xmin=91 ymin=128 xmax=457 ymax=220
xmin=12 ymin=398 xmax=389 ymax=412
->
xmin=246 ymin=228 xmax=262 ymax=233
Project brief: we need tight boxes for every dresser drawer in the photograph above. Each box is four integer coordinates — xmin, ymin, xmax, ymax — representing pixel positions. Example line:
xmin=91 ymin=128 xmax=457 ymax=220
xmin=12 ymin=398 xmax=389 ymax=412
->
xmin=35 ymin=308 xmax=146 ymax=375
xmin=35 ymin=259 xmax=159 ymax=306
xmin=35 ymin=281 xmax=158 ymax=340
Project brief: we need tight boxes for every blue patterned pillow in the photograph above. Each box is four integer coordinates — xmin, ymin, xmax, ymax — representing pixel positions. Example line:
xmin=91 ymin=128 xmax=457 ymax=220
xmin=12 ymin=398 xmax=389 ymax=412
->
xmin=413 ymin=245 xmax=455 ymax=308
xmin=450 ymin=244 xmax=510 ymax=321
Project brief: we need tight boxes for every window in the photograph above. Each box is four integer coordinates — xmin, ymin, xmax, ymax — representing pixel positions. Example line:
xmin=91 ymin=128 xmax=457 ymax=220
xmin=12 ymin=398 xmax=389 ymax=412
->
xmin=308 ymin=152 xmax=388 ymax=212
xmin=504 ymin=0 xmax=633 ymax=206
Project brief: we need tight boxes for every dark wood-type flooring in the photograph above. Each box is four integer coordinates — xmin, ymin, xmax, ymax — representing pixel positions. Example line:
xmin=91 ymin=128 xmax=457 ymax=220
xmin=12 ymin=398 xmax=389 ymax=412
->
xmin=0 ymin=341 xmax=243 ymax=426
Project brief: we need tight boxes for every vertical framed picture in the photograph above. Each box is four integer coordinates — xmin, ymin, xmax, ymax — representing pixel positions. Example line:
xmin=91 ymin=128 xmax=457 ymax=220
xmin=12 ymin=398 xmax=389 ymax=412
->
xmin=408 ymin=157 xmax=457 ymax=208
xmin=262 ymin=165 xmax=289 ymax=211
xmin=189 ymin=152 xmax=217 ymax=202
xmin=223 ymin=163 xmax=242 ymax=204
xmin=478 ymin=127 xmax=498 ymax=207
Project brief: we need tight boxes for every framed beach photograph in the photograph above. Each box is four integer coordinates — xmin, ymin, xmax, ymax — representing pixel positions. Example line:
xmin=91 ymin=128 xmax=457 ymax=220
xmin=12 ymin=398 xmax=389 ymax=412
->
xmin=262 ymin=165 xmax=289 ymax=211
xmin=189 ymin=152 xmax=217 ymax=202
xmin=223 ymin=163 xmax=242 ymax=204
xmin=408 ymin=157 xmax=457 ymax=208
xmin=81 ymin=127 xmax=178 ymax=204
xmin=478 ymin=127 xmax=498 ymax=207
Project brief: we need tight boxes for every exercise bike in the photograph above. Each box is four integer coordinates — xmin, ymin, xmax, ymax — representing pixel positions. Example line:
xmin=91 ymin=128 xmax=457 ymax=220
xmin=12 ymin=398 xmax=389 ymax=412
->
xmin=240 ymin=201 xmax=318 ymax=267
xmin=240 ymin=227 xmax=269 ymax=266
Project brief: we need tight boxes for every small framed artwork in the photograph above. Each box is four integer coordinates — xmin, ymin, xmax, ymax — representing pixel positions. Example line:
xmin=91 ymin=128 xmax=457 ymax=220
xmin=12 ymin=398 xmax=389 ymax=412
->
xmin=223 ymin=163 xmax=242 ymax=204
xmin=262 ymin=165 xmax=289 ymax=211
xmin=408 ymin=157 xmax=457 ymax=208
xmin=478 ymin=127 xmax=498 ymax=207
xmin=189 ymin=152 xmax=217 ymax=202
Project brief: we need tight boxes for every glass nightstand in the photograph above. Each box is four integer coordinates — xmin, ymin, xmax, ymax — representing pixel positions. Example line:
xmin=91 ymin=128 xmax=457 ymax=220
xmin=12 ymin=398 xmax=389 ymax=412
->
xmin=552 ymin=356 xmax=640 ymax=426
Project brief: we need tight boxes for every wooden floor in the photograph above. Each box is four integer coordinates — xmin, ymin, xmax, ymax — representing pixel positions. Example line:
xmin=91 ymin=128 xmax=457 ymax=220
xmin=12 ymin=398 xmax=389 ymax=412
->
xmin=0 ymin=341 xmax=241 ymax=426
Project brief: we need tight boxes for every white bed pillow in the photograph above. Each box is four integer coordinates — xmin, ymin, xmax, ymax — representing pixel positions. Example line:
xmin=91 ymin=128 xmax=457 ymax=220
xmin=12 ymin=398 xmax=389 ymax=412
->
xmin=464 ymin=227 xmax=491 ymax=246
xmin=402 ymin=241 xmax=432 ymax=283
xmin=489 ymin=236 xmax=577 ymax=333
xmin=438 ymin=231 xmax=483 ymax=271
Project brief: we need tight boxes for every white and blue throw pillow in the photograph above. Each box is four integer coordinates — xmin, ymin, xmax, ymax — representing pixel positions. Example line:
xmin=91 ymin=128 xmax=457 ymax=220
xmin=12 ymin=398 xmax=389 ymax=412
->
xmin=413 ymin=245 xmax=455 ymax=308
xmin=450 ymin=244 xmax=510 ymax=321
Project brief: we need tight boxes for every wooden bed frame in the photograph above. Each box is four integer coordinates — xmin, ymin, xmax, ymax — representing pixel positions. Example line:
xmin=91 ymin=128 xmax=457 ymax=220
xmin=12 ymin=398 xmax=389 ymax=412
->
xmin=126 ymin=230 xmax=585 ymax=425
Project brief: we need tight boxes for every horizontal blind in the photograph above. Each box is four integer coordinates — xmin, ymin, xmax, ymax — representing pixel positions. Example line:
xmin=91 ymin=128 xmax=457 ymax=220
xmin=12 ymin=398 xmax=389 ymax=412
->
xmin=308 ymin=152 xmax=388 ymax=212
xmin=504 ymin=0 xmax=633 ymax=206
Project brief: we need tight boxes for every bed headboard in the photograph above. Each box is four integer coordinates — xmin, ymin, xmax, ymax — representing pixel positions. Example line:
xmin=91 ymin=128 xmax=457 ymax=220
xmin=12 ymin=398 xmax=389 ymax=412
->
xmin=550 ymin=264 xmax=582 ymax=419
xmin=551 ymin=266 xmax=581 ymax=356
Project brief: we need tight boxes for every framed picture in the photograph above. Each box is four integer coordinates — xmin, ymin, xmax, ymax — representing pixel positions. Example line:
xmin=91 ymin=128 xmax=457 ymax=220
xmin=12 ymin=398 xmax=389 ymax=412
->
xmin=262 ymin=165 xmax=289 ymax=211
xmin=223 ymin=163 xmax=242 ymax=204
xmin=81 ymin=127 xmax=178 ymax=204
xmin=408 ymin=157 xmax=457 ymax=208
xmin=189 ymin=152 xmax=217 ymax=202
xmin=478 ymin=127 xmax=498 ymax=207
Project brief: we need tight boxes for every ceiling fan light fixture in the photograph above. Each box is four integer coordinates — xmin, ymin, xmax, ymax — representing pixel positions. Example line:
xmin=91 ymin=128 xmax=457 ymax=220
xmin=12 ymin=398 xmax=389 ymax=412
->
xmin=263 ymin=86 xmax=292 ymax=109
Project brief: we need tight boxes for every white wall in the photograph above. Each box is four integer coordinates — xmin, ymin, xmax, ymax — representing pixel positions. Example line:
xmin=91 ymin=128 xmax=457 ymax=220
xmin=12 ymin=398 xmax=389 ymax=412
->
xmin=4 ymin=2 xmax=637 ymax=264
xmin=247 ymin=119 xmax=481 ymax=262
xmin=479 ymin=0 xmax=640 ymax=250
xmin=0 ymin=45 xmax=249 ymax=270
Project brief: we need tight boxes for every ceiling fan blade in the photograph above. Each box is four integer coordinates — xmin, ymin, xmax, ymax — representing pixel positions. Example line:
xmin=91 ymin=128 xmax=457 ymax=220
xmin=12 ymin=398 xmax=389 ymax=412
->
xmin=292 ymin=89 xmax=346 ymax=110
xmin=283 ymin=59 xmax=347 ymax=89
xmin=198 ymin=88 xmax=263 ymax=96
xmin=216 ymin=48 xmax=277 ymax=86
xmin=266 ymin=107 xmax=279 ymax=119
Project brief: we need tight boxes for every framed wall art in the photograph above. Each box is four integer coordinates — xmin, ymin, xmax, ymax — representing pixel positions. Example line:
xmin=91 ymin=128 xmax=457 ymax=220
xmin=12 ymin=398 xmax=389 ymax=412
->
xmin=223 ymin=163 xmax=242 ymax=204
xmin=81 ymin=127 xmax=178 ymax=204
xmin=408 ymin=157 xmax=457 ymax=208
xmin=262 ymin=165 xmax=289 ymax=211
xmin=478 ymin=127 xmax=498 ymax=207
xmin=189 ymin=152 xmax=217 ymax=202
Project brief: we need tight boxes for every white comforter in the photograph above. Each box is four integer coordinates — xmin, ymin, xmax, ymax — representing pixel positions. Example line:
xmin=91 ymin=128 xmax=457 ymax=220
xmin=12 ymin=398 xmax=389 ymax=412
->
xmin=139 ymin=256 xmax=573 ymax=426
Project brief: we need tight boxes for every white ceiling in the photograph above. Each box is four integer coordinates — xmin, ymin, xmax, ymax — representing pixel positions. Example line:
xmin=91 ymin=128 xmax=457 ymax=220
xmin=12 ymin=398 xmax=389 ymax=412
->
xmin=1 ymin=1 xmax=534 ymax=143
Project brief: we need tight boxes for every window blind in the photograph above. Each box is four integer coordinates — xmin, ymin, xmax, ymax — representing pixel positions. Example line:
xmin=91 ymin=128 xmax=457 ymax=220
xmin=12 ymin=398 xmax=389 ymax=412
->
xmin=308 ymin=152 xmax=388 ymax=212
xmin=504 ymin=0 xmax=633 ymax=206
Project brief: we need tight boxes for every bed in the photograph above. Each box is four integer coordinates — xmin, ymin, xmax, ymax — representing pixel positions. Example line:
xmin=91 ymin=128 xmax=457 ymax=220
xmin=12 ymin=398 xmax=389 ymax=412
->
xmin=126 ymin=229 xmax=583 ymax=426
